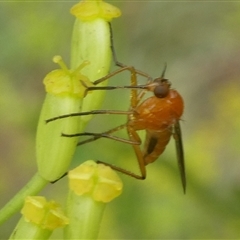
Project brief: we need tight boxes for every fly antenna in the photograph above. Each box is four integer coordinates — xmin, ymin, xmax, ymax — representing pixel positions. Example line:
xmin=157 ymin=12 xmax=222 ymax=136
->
xmin=161 ymin=62 xmax=167 ymax=78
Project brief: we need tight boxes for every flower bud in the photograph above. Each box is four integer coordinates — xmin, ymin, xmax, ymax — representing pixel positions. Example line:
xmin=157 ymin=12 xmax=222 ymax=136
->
xmin=70 ymin=0 xmax=121 ymax=124
xmin=36 ymin=57 xmax=90 ymax=181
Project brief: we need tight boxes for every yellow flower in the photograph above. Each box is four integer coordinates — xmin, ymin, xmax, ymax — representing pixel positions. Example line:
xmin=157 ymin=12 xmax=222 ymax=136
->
xmin=43 ymin=56 xmax=91 ymax=98
xmin=21 ymin=196 xmax=69 ymax=230
xmin=71 ymin=0 xmax=121 ymax=21
xmin=68 ymin=160 xmax=123 ymax=202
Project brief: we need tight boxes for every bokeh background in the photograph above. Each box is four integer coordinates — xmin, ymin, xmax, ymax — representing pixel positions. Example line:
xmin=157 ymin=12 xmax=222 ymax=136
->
xmin=1 ymin=1 xmax=240 ymax=239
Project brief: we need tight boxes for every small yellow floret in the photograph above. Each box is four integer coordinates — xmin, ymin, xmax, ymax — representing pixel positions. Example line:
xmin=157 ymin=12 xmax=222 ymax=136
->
xmin=21 ymin=196 xmax=69 ymax=230
xmin=68 ymin=161 xmax=96 ymax=195
xmin=43 ymin=56 xmax=92 ymax=98
xmin=71 ymin=0 xmax=121 ymax=21
xmin=69 ymin=160 xmax=123 ymax=202
xmin=93 ymin=163 xmax=123 ymax=202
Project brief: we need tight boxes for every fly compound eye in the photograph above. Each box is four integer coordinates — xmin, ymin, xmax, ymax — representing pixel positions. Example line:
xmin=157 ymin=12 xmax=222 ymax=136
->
xmin=154 ymin=84 xmax=169 ymax=98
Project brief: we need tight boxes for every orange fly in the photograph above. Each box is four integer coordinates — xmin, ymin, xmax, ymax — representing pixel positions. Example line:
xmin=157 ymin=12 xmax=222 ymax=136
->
xmin=46 ymin=26 xmax=186 ymax=193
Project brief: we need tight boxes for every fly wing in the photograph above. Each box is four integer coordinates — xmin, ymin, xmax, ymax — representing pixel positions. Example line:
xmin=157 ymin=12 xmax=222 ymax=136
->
xmin=173 ymin=120 xmax=186 ymax=193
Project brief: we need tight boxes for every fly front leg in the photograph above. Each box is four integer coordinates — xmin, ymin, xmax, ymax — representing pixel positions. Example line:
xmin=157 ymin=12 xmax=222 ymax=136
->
xmin=92 ymin=65 xmax=151 ymax=88
xmin=109 ymin=23 xmax=152 ymax=79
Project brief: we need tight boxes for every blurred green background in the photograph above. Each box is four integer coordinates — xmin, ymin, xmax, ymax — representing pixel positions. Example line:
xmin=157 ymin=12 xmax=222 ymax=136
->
xmin=1 ymin=1 xmax=240 ymax=239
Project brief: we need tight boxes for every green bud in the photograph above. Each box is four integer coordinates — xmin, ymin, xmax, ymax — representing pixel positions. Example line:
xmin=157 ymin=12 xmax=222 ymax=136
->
xmin=36 ymin=57 xmax=89 ymax=181
xmin=70 ymin=0 xmax=121 ymax=124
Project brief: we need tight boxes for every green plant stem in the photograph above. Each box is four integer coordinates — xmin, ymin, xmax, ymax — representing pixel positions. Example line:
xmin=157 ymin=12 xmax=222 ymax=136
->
xmin=9 ymin=219 xmax=52 ymax=240
xmin=0 ymin=173 xmax=48 ymax=225
xmin=64 ymin=193 xmax=106 ymax=239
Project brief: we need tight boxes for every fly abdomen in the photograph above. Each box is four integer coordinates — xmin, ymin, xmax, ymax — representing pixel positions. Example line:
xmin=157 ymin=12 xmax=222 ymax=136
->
xmin=143 ymin=128 xmax=172 ymax=165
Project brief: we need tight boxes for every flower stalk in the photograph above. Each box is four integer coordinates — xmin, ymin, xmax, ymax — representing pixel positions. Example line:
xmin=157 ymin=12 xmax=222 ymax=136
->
xmin=0 ymin=173 xmax=48 ymax=225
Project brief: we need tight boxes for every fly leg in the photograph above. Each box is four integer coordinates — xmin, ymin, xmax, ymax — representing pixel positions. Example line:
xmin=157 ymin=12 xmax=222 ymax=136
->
xmin=46 ymin=109 xmax=132 ymax=123
xmin=87 ymin=23 xmax=152 ymax=90
xmin=61 ymin=124 xmax=139 ymax=146
xmin=62 ymin=122 xmax=146 ymax=178
xmin=109 ymin=23 xmax=151 ymax=78
xmin=96 ymin=126 xmax=146 ymax=180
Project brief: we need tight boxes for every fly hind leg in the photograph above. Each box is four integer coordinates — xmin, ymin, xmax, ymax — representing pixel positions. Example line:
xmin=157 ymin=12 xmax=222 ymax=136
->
xmin=97 ymin=126 xmax=147 ymax=180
